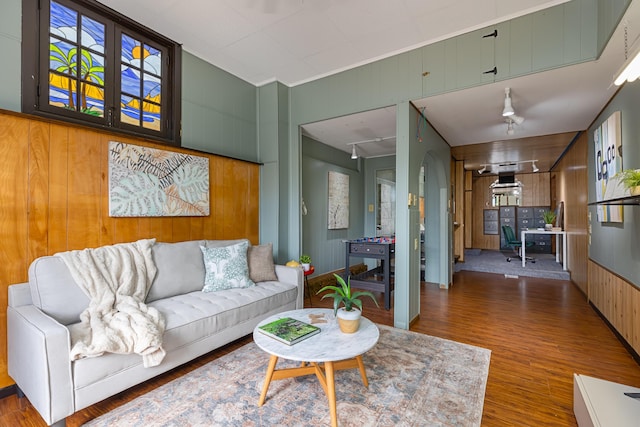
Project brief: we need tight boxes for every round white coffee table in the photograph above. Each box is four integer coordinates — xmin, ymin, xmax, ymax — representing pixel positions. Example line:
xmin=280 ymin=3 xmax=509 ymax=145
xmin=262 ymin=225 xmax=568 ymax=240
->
xmin=254 ymin=308 xmax=379 ymax=427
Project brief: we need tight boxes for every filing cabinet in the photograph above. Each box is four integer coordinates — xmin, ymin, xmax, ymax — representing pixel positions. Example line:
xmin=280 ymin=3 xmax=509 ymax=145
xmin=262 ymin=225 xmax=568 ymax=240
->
xmin=499 ymin=206 xmax=551 ymax=253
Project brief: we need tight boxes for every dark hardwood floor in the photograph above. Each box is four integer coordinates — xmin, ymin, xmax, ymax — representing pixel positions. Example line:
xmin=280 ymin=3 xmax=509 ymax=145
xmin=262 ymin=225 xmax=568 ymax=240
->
xmin=2 ymin=270 xmax=640 ymax=426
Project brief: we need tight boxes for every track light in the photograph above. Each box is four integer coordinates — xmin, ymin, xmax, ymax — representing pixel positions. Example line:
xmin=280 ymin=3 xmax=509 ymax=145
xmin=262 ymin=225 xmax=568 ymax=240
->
xmin=511 ymin=115 xmax=525 ymax=125
xmin=502 ymin=88 xmax=514 ymax=117
xmin=351 ymin=145 xmax=358 ymax=159
xmin=506 ymin=120 xmax=514 ymax=135
xmin=477 ymin=160 xmax=539 ymax=174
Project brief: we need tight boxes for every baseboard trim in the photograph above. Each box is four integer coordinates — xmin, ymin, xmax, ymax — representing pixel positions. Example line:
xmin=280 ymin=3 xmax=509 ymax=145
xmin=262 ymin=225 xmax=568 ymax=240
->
xmin=589 ymin=301 xmax=640 ymax=366
xmin=0 ymin=384 xmax=17 ymax=400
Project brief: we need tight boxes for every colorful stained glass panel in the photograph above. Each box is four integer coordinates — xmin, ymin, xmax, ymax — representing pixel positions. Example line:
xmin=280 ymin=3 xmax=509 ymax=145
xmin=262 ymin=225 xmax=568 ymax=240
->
xmin=80 ymin=15 xmax=105 ymax=49
xmin=121 ymin=63 xmax=139 ymax=96
xmin=142 ymin=101 xmax=160 ymax=130
xmin=50 ymin=1 xmax=77 ymax=36
xmin=145 ymin=44 xmax=162 ymax=77
xmin=49 ymin=0 xmax=106 ymax=116
xmin=121 ymin=94 xmax=140 ymax=126
xmin=143 ymin=74 xmax=161 ymax=103
xmin=50 ymin=73 xmax=77 ymax=110
xmin=49 ymin=39 xmax=77 ymax=72
xmin=80 ymin=82 xmax=104 ymax=116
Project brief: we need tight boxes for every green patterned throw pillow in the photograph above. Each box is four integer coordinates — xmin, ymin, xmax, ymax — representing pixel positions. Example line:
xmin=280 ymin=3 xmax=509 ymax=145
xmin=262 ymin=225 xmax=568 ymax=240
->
xmin=200 ymin=241 xmax=255 ymax=292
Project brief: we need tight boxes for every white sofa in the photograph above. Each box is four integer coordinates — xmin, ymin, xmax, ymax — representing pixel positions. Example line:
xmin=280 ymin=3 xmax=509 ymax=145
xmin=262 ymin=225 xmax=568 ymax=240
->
xmin=7 ymin=239 xmax=303 ymax=426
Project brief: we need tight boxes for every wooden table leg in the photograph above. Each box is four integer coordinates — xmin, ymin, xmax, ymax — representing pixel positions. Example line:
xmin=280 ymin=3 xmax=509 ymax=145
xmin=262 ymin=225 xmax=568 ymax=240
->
xmin=325 ymin=361 xmax=338 ymax=427
xmin=355 ymin=355 xmax=368 ymax=387
xmin=258 ymin=355 xmax=278 ymax=406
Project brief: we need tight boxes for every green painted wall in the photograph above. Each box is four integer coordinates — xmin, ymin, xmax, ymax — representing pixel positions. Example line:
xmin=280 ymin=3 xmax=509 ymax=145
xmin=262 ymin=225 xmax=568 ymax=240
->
xmin=588 ymin=81 xmax=640 ymax=288
xmin=0 ymin=0 xmax=22 ymax=112
xmin=181 ymin=53 xmax=258 ymax=161
xmin=301 ymin=136 xmax=365 ymax=275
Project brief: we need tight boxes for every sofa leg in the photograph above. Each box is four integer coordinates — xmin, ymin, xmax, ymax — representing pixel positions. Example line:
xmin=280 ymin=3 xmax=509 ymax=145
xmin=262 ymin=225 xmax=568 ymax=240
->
xmin=51 ymin=418 xmax=67 ymax=427
xmin=15 ymin=386 xmax=25 ymax=399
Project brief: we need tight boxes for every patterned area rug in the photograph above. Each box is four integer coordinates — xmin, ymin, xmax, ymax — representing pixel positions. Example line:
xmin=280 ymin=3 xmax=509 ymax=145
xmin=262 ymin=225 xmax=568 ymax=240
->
xmin=84 ymin=326 xmax=491 ymax=427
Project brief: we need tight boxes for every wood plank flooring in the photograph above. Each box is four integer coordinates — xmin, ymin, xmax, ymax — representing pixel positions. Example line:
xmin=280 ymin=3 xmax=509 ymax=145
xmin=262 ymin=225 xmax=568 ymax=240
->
xmin=2 ymin=270 xmax=640 ymax=426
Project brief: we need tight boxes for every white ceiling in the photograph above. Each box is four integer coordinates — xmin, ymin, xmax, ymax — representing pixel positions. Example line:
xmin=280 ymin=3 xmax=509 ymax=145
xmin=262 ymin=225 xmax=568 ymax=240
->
xmin=98 ymin=0 xmax=573 ymax=86
xmin=97 ymin=0 xmax=640 ymax=169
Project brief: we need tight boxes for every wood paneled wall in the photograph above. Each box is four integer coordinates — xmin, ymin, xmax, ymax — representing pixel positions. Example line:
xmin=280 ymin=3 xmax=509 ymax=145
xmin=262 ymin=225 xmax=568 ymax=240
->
xmin=471 ymin=175 xmax=500 ymax=249
xmin=452 ymin=160 xmax=465 ymax=262
xmin=470 ymin=172 xmax=550 ymax=250
xmin=551 ymin=131 xmax=588 ymax=293
xmin=0 ymin=110 xmax=260 ymax=388
xmin=560 ymin=128 xmax=640 ymax=357
xmin=588 ymin=261 xmax=640 ymax=355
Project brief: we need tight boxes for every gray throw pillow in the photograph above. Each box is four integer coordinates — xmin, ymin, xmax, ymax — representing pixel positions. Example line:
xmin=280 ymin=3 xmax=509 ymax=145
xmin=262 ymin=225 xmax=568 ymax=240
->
xmin=247 ymin=243 xmax=278 ymax=282
xmin=200 ymin=241 xmax=255 ymax=292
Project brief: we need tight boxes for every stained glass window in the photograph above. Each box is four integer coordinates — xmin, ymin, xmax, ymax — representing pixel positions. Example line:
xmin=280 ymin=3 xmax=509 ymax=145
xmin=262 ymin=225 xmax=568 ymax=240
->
xmin=23 ymin=0 xmax=181 ymax=145
xmin=49 ymin=1 xmax=105 ymax=117
xmin=120 ymin=34 xmax=162 ymax=131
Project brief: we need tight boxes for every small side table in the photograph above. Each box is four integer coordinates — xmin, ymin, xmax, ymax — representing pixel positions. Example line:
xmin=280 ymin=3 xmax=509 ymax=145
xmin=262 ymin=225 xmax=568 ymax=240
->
xmin=303 ymin=266 xmax=314 ymax=307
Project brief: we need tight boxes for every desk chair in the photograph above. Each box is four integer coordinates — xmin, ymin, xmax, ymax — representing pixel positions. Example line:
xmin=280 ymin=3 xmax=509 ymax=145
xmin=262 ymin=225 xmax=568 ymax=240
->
xmin=502 ymin=225 xmax=535 ymax=263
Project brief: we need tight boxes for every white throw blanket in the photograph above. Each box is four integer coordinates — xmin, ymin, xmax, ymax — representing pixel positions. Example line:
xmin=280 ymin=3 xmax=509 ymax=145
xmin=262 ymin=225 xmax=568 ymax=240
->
xmin=56 ymin=238 xmax=166 ymax=367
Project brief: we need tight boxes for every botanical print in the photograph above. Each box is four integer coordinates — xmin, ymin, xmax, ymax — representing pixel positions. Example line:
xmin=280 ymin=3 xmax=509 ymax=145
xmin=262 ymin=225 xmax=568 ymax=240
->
xmin=328 ymin=171 xmax=349 ymax=229
xmin=108 ymin=141 xmax=209 ymax=217
xmin=593 ymin=111 xmax=623 ymax=222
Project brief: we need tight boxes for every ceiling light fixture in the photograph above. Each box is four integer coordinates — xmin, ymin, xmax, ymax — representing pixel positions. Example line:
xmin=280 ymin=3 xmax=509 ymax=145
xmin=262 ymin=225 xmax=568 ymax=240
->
xmin=346 ymin=136 xmax=395 ymax=160
xmin=532 ymin=161 xmax=539 ymax=173
xmin=506 ymin=119 xmax=514 ymax=135
xmin=510 ymin=114 xmax=525 ymax=125
xmin=502 ymin=87 xmax=515 ymax=117
xmin=475 ymin=160 xmax=540 ymax=174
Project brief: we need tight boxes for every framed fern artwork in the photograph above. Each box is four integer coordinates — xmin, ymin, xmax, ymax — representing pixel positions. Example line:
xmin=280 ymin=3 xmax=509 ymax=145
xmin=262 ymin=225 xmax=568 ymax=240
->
xmin=108 ymin=141 xmax=210 ymax=217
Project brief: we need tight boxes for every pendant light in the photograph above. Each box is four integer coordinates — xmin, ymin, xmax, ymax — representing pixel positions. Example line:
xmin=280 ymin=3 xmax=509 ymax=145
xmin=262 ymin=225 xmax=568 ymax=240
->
xmin=502 ymin=88 xmax=514 ymax=117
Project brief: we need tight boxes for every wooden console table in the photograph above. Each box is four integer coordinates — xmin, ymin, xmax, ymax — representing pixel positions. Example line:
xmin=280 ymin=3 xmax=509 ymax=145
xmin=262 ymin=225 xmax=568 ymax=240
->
xmin=344 ymin=240 xmax=394 ymax=310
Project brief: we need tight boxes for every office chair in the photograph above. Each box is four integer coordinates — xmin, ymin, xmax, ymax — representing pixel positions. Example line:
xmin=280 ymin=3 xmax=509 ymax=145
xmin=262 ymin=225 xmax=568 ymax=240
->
xmin=501 ymin=225 xmax=535 ymax=263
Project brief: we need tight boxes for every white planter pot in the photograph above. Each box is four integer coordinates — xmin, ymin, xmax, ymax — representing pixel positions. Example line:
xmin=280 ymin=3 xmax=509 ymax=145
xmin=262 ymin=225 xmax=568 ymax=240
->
xmin=544 ymin=223 xmax=553 ymax=231
xmin=302 ymin=263 xmax=310 ymax=272
xmin=336 ymin=307 xmax=361 ymax=333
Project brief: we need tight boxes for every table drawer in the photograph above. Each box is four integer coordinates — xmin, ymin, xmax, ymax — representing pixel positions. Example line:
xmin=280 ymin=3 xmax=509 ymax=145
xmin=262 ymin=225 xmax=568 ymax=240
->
xmin=349 ymin=243 xmax=389 ymax=255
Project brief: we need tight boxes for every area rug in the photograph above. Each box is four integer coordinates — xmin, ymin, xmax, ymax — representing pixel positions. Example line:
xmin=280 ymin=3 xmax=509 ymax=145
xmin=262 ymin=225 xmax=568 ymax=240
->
xmin=455 ymin=249 xmax=570 ymax=281
xmin=84 ymin=325 xmax=491 ymax=427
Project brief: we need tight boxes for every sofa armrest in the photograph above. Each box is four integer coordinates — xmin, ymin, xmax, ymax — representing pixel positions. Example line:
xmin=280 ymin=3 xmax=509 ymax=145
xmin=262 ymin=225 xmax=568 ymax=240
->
xmin=8 ymin=282 xmax=32 ymax=307
xmin=275 ymin=265 xmax=304 ymax=309
xmin=7 ymin=303 xmax=74 ymax=426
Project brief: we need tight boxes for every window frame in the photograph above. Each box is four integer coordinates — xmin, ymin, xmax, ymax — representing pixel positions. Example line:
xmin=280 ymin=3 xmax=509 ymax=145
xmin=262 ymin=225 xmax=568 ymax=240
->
xmin=22 ymin=0 xmax=182 ymax=146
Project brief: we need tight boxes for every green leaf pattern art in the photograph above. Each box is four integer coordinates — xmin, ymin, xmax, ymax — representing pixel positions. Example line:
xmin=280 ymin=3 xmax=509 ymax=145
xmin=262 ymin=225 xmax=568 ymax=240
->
xmin=108 ymin=141 xmax=210 ymax=217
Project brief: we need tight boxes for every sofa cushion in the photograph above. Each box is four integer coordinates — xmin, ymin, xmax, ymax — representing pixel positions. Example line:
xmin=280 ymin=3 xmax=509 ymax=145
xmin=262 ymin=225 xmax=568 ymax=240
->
xmin=146 ymin=240 xmax=206 ymax=302
xmin=247 ymin=243 xmax=278 ymax=282
xmin=200 ymin=241 xmax=254 ymax=292
xmin=73 ymin=280 xmax=298 ymax=391
xmin=28 ymin=256 xmax=90 ymax=325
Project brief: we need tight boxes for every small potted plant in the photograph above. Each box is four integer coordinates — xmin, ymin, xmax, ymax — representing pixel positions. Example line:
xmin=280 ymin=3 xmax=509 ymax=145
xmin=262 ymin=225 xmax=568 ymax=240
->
xmin=615 ymin=168 xmax=640 ymax=196
xmin=542 ymin=210 xmax=557 ymax=231
xmin=299 ymin=254 xmax=312 ymax=271
xmin=317 ymin=274 xmax=379 ymax=333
